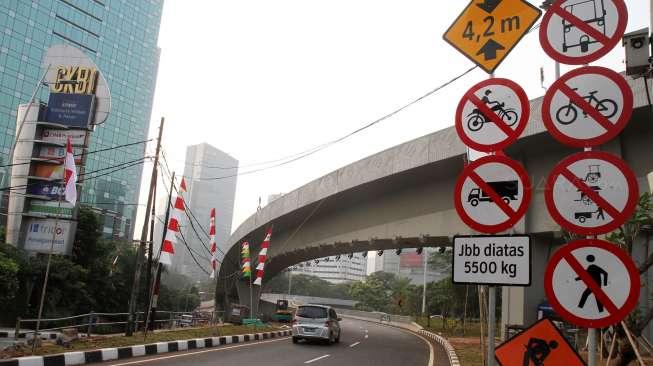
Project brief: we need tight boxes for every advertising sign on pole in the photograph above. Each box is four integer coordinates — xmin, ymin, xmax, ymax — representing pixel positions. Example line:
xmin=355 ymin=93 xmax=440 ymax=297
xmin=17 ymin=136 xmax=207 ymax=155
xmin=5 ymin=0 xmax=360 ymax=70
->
xmin=27 ymin=200 xmax=74 ymax=219
xmin=41 ymin=129 xmax=87 ymax=146
xmin=495 ymin=318 xmax=586 ymax=366
xmin=27 ymin=182 xmax=65 ymax=200
xmin=24 ymin=219 xmax=76 ymax=255
xmin=452 ymin=235 xmax=531 ymax=286
xmin=455 ymin=78 xmax=530 ymax=152
xmin=539 ymin=0 xmax=628 ymax=65
xmin=545 ymin=151 xmax=638 ymax=236
xmin=45 ymin=93 xmax=95 ymax=129
xmin=454 ymin=155 xmax=532 ymax=234
xmin=541 ymin=66 xmax=634 ymax=147
xmin=544 ymin=239 xmax=640 ymax=328
xmin=443 ymin=0 xmax=542 ymax=74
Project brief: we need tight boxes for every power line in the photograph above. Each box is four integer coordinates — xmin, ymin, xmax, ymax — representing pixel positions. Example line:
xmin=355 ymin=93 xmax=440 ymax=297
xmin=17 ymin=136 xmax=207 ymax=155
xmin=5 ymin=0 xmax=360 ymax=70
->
xmin=0 ymin=138 xmax=152 ymax=168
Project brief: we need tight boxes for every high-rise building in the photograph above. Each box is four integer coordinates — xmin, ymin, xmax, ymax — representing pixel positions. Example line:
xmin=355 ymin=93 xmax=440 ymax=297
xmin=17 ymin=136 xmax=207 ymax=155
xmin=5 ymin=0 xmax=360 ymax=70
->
xmin=174 ymin=143 xmax=238 ymax=280
xmin=292 ymin=254 xmax=367 ymax=284
xmin=373 ymin=248 xmax=447 ymax=285
xmin=0 ymin=1 xmax=163 ymax=239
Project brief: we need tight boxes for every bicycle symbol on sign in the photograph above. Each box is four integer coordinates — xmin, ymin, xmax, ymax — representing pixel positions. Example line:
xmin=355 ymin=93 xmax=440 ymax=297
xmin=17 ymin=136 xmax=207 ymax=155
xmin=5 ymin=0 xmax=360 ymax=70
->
xmin=555 ymin=88 xmax=618 ymax=125
xmin=467 ymin=90 xmax=519 ymax=132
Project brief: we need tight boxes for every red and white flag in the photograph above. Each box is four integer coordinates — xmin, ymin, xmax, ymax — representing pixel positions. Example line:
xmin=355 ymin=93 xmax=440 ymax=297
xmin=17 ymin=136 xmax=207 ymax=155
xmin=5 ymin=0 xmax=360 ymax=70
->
xmin=160 ymin=178 xmax=187 ymax=266
xmin=209 ymin=208 xmax=219 ymax=279
xmin=63 ymin=137 xmax=77 ymax=205
xmin=253 ymin=227 xmax=272 ymax=286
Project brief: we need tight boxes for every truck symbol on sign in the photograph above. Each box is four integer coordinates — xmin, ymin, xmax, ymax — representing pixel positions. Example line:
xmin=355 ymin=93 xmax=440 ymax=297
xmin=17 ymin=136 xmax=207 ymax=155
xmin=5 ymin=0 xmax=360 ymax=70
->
xmin=468 ymin=180 xmax=519 ymax=207
xmin=562 ymin=0 xmax=608 ymax=53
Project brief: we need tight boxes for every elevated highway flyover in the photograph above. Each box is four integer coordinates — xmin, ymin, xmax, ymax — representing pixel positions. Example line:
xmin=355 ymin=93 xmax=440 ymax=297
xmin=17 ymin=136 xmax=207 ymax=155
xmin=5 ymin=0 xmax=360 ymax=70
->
xmin=215 ymin=75 xmax=653 ymax=338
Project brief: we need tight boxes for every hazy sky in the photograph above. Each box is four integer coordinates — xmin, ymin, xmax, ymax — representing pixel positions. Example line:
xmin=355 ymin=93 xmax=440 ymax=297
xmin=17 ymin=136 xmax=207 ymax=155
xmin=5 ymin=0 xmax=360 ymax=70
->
xmin=135 ymin=0 xmax=651 ymax=244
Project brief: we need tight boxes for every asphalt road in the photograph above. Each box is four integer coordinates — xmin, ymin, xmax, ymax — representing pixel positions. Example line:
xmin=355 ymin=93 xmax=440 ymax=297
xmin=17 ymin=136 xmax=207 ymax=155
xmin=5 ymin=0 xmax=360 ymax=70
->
xmin=102 ymin=318 xmax=432 ymax=366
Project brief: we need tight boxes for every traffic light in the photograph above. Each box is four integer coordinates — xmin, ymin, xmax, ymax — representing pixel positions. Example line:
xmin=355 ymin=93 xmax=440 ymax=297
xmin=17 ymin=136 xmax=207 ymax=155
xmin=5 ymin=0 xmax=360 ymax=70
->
xmin=362 ymin=251 xmax=368 ymax=258
xmin=395 ymin=248 xmax=402 ymax=255
xmin=416 ymin=247 xmax=423 ymax=255
xmin=377 ymin=250 xmax=384 ymax=256
xmin=314 ymin=259 xmax=320 ymax=265
xmin=335 ymin=255 xmax=341 ymax=261
xmin=438 ymin=246 xmax=446 ymax=254
xmin=348 ymin=253 xmax=354 ymax=259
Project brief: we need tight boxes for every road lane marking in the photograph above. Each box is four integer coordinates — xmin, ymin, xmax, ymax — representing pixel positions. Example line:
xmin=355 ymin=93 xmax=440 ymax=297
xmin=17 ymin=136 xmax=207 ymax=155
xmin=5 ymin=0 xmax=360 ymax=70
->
xmin=104 ymin=337 xmax=290 ymax=366
xmin=349 ymin=342 xmax=361 ymax=348
xmin=304 ymin=354 xmax=330 ymax=364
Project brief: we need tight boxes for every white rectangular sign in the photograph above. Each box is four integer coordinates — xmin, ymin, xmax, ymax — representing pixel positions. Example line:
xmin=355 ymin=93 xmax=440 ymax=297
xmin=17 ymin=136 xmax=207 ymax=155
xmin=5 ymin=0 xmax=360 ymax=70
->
xmin=24 ymin=219 xmax=76 ymax=255
xmin=452 ymin=235 xmax=531 ymax=286
xmin=40 ymin=129 xmax=87 ymax=146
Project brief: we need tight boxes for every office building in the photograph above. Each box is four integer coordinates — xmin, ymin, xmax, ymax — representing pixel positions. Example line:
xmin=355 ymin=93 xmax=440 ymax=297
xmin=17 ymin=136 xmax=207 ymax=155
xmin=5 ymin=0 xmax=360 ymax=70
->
xmin=293 ymin=254 xmax=367 ymax=284
xmin=0 ymin=0 xmax=164 ymax=239
xmin=173 ymin=143 xmax=238 ymax=280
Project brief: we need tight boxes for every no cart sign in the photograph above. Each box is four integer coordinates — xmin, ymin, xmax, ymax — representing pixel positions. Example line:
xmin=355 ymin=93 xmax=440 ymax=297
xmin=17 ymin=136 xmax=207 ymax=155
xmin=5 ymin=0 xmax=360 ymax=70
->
xmin=542 ymin=66 xmax=633 ymax=148
xmin=539 ymin=0 xmax=628 ymax=65
xmin=545 ymin=151 xmax=638 ymax=236
xmin=456 ymin=78 xmax=530 ymax=152
xmin=544 ymin=239 xmax=640 ymax=328
xmin=455 ymin=155 xmax=531 ymax=234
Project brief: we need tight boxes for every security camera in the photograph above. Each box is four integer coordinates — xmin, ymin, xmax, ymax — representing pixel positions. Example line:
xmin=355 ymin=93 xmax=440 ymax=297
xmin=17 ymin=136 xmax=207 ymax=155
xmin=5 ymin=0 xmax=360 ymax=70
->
xmin=623 ymin=28 xmax=650 ymax=77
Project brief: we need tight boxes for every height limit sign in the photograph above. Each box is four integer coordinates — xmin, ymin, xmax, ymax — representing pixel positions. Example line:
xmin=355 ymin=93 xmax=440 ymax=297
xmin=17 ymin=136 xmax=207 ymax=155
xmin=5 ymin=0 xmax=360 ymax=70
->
xmin=444 ymin=0 xmax=541 ymax=74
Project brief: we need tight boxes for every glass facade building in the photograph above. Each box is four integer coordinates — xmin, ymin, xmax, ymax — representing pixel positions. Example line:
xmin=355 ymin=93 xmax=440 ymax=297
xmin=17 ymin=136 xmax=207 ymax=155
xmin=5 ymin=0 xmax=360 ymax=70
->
xmin=0 ymin=0 xmax=163 ymax=238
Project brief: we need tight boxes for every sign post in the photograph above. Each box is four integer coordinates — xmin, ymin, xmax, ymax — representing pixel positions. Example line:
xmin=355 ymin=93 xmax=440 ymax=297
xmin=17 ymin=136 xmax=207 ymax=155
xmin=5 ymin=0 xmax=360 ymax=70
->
xmin=544 ymin=239 xmax=640 ymax=329
xmin=443 ymin=0 xmax=542 ymax=74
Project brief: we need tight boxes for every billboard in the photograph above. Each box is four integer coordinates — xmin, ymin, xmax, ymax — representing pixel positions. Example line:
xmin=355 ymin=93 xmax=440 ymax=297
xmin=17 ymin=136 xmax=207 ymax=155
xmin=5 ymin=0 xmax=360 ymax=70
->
xmin=399 ymin=252 xmax=424 ymax=269
xmin=24 ymin=219 xmax=76 ymax=255
xmin=38 ymin=145 xmax=83 ymax=164
xmin=27 ymin=182 xmax=64 ymax=200
xmin=28 ymin=200 xmax=74 ymax=219
xmin=32 ymin=164 xmax=63 ymax=180
xmin=41 ymin=129 xmax=86 ymax=146
xmin=45 ymin=93 xmax=95 ymax=128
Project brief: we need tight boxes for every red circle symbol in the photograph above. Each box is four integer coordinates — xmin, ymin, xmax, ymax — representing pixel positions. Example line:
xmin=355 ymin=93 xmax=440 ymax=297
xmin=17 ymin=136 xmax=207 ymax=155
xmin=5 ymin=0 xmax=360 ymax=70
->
xmin=544 ymin=239 xmax=640 ymax=329
xmin=542 ymin=66 xmax=633 ymax=148
xmin=545 ymin=151 xmax=638 ymax=236
xmin=454 ymin=155 xmax=532 ymax=234
xmin=455 ymin=78 xmax=530 ymax=153
xmin=539 ymin=0 xmax=628 ymax=65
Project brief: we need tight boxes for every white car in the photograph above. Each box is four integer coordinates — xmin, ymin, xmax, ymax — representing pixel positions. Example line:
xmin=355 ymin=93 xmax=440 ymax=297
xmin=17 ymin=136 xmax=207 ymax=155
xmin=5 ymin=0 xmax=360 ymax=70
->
xmin=292 ymin=305 xmax=341 ymax=344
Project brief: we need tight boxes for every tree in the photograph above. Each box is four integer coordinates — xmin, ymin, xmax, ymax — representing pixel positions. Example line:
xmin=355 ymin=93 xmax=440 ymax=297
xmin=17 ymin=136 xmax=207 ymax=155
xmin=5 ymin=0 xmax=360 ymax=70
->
xmin=0 ymin=252 xmax=19 ymax=305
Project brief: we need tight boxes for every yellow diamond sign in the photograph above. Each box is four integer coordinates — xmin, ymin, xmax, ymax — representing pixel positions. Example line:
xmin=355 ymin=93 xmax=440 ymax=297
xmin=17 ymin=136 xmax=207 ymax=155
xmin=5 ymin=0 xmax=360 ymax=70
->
xmin=443 ymin=0 xmax=541 ymax=74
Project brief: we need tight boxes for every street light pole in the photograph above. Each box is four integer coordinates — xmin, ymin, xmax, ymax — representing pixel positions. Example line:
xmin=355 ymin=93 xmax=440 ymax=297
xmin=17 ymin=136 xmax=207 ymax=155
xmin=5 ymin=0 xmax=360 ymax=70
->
xmin=422 ymin=248 xmax=427 ymax=316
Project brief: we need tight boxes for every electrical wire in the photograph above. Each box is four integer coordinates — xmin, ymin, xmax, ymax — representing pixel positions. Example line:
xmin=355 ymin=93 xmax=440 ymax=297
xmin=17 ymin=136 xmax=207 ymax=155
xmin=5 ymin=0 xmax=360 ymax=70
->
xmin=0 ymin=139 xmax=152 ymax=168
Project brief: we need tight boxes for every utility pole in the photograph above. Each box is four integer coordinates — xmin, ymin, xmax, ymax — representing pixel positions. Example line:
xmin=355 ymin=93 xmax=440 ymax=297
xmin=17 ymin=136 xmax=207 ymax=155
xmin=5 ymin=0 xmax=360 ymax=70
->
xmin=421 ymin=247 xmax=427 ymax=316
xmin=126 ymin=117 xmax=164 ymax=336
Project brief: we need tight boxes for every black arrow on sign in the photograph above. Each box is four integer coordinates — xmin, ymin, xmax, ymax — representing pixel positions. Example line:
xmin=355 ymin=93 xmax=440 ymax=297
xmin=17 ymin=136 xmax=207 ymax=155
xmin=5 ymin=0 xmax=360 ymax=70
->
xmin=476 ymin=0 xmax=502 ymax=14
xmin=476 ymin=39 xmax=505 ymax=61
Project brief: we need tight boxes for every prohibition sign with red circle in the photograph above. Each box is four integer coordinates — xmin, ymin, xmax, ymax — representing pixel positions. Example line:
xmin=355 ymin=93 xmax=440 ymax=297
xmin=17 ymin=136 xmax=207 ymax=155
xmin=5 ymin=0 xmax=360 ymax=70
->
xmin=539 ymin=0 xmax=628 ymax=65
xmin=545 ymin=151 xmax=638 ymax=236
xmin=455 ymin=78 xmax=530 ymax=153
xmin=542 ymin=66 xmax=633 ymax=148
xmin=454 ymin=155 xmax=532 ymax=234
xmin=544 ymin=239 xmax=640 ymax=328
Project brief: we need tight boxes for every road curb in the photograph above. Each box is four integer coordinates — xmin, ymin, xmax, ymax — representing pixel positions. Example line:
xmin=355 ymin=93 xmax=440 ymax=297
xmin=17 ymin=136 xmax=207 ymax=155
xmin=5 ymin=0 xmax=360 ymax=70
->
xmin=417 ymin=330 xmax=460 ymax=366
xmin=0 ymin=330 xmax=292 ymax=366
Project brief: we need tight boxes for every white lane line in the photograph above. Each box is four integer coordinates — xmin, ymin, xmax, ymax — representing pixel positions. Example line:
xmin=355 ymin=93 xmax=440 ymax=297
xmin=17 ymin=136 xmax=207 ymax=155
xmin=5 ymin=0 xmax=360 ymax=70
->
xmin=104 ymin=337 xmax=289 ymax=366
xmin=349 ymin=342 xmax=361 ymax=348
xmin=304 ymin=354 xmax=330 ymax=364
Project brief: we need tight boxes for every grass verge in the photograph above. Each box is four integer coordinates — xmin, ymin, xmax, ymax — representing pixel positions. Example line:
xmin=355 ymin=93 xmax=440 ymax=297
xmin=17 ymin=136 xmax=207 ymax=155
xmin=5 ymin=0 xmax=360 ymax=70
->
xmin=2 ymin=324 xmax=281 ymax=358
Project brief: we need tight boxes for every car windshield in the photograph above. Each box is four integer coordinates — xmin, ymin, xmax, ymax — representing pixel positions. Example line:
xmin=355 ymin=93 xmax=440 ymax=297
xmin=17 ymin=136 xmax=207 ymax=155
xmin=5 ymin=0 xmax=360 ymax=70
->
xmin=296 ymin=306 xmax=328 ymax=319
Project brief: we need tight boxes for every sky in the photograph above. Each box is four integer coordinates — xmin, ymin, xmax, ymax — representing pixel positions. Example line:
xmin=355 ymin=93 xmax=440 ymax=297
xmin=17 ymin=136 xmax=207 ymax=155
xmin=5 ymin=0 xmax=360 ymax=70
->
xmin=134 ymin=0 xmax=651 ymax=247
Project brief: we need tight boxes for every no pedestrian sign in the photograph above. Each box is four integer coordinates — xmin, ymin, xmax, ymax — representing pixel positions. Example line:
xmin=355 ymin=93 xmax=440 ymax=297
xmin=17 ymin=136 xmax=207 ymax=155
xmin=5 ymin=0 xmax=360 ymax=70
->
xmin=454 ymin=155 xmax=531 ymax=234
xmin=453 ymin=235 xmax=530 ymax=286
xmin=545 ymin=151 xmax=638 ymax=236
xmin=443 ymin=0 xmax=541 ymax=74
xmin=544 ymin=239 xmax=640 ymax=328
xmin=455 ymin=78 xmax=530 ymax=152
xmin=539 ymin=0 xmax=628 ymax=65
xmin=542 ymin=66 xmax=633 ymax=148
xmin=495 ymin=318 xmax=586 ymax=366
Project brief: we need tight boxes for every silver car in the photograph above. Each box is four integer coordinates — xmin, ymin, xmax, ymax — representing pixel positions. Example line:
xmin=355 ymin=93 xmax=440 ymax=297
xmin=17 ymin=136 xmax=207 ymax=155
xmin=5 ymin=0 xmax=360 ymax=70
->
xmin=292 ymin=305 xmax=342 ymax=344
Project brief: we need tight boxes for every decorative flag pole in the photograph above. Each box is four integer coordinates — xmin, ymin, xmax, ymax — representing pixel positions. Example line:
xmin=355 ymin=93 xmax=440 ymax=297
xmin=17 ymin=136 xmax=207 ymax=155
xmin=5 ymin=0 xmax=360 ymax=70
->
xmin=252 ymin=227 xmax=273 ymax=317
xmin=241 ymin=241 xmax=252 ymax=315
xmin=32 ymin=137 xmax=77 ymax=353
xmin=144 ymin=176 xmax=187 ymax=339
xmin=209 ymin=208 xmax=218 ymax=279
